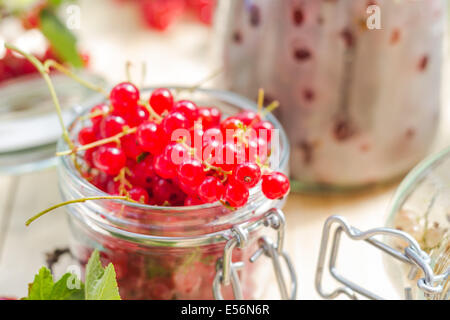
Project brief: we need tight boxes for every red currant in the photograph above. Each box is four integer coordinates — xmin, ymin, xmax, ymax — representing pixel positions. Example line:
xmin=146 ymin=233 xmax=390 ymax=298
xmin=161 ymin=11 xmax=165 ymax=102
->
xmin=110 ymin=82 xmax=140 ymax=115
xmin=184 ymin=196 xmax=204 ymax=206
xmin=253 ymin=120 xmax=275 ymax=143
xmin=128 ymin=156 xmax=155 ymax=189
xmin=220 ymin=117 xmax=243 ymax=133
xmin=78 ymin=127 xmax=96 ymax=145
xmin=100 ymin=115 xmax=127 ymax=138
xmin=163 ymin=142 xmax=189 ymax=166
xmin=121 ymin=133 xmax=143 ymax=159
xmin=173 ymin=100 xmax=199 ymax=124
xmin=231 ymin=162 xmax=261 ymax=189
xmin=177 ymin=158 xmax=205 ymax=188
xmin=150 ymin=88 xmax=174 ymax=115
xmin=162 ymin=111 xmax=190 ymax=136
xmin=223 ymin=182 xmax=249 ymax=208
xmin=153 ymin=153 xmax=177 ymax=179
xmin=236 ymin=110 xmax=261 ymax=126
xmin=93 ymin=146 xmax=127 ymax=175
xmin=261 ymin=172 xmax=290 ymax=200
xmin=90 ymin=103 xmax=110 ymax=129
xmin=197 ymin=176 xmax=224 ymax=203
xmin=137 ymin=121 xmax=167 ymax=154
xmin=128 ymin=186 xmax=150 ymax=204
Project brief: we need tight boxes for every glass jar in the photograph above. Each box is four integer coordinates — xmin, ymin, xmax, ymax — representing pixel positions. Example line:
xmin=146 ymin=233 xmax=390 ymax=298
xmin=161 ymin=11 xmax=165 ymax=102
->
xmin=58 ymin=88 xmax=296 ymax=300
xmin=384 ymin=146 xmax=450 ymax=300
xmin=216 ymin=0 xmax=446 ymax=190
xmin=315 ymin=147 xmax=449 ymax=300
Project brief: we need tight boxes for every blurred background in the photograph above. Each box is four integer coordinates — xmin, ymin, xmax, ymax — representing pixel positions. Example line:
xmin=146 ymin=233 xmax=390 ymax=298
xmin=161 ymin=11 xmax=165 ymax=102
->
xmin=0 ymin=0 xmax=448 ymax=300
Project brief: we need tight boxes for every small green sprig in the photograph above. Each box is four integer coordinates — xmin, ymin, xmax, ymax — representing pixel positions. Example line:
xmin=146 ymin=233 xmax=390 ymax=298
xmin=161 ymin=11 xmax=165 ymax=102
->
xmin=24 ymin=250 xmax=121 ymax=300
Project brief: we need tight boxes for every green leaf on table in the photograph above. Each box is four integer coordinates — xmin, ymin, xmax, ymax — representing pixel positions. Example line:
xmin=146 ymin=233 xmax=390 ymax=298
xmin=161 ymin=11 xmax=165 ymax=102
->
xmin=85 ymin=250 xmax=121 ymax=300
xmin=26 ymin=267 xmax=54 ymax=300
xmin=49 ymin=273 xmax=85 ymax=300
xmin=25 ymin=267 xmax=84 ymax=300
xmin=38 ymin=8 xmax=83 ymax=68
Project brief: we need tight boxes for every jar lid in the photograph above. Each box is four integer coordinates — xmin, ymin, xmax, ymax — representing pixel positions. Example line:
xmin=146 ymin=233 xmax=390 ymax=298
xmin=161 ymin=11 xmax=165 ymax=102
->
xmin=0 ymin=72 xmax=105 ymax=174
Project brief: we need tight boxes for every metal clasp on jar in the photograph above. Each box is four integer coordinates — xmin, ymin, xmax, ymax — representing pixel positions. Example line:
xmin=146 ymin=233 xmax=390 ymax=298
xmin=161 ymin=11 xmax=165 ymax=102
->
xmin=315 ymin=215 xmax=449 ymax=300
xmin=213 ymin=208 xmax=297 ymax=300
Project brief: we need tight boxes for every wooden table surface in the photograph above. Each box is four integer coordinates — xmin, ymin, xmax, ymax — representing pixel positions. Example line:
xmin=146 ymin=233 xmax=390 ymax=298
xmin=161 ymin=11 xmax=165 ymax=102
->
xmin=0 ymin=0 xmax=449 ymax=300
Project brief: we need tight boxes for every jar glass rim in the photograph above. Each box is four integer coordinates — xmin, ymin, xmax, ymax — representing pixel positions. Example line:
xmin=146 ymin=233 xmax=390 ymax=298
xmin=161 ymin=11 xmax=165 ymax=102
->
xmin=58 ymin=87 xmax=290 ymax=237
xmin=387 ymin=145 xmax=450 ymax=220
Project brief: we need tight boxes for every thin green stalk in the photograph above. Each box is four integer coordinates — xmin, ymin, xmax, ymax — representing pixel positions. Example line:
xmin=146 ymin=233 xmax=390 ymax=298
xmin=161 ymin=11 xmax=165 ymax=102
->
xmin=26 ymin=196 xmax=131 ymax=226
xmin=57 ymin=126 xmax=137 ymax=156
xmin=5 ymin=43 xmax=74 ymax=149
xmin=44 ymin=59 xmax=108 ymax=97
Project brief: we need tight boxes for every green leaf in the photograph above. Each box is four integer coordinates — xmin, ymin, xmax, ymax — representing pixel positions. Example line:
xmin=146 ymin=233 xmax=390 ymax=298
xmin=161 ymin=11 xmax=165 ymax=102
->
xmin=49 ymin=273 xmax=85 ymax=300
xmin=25 ymin=267 xmax=84 ymax=300
xmin=27 ymin=267 xmax=54 ymax=300
xmin=38 ymin=8 xmax=83 ymax=68
xmin=85 ymin=250 xmax=121 ymax=300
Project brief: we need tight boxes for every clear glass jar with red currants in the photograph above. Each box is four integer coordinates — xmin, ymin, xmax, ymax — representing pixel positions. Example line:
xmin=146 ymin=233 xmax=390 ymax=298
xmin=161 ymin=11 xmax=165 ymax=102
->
xmin=58 ymin=88 xmax=295 ymax=300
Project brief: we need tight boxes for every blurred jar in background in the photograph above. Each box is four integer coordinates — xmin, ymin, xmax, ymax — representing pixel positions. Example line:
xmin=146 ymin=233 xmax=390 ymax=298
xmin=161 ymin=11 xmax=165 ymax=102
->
xmin=216 ymin=0 xmax=446 ymax=191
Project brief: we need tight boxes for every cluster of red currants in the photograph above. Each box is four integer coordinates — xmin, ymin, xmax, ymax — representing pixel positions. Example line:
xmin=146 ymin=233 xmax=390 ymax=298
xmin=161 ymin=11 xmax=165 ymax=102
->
xmin=0 ymin=49 xmax=51 ymax=83
xmin=121 ymin=0 xmax=216 ymax=31
xmin=78 ymin=82 xmax=290 ymax=209
xmin=0 ymin=48 xmax=88 ymax=84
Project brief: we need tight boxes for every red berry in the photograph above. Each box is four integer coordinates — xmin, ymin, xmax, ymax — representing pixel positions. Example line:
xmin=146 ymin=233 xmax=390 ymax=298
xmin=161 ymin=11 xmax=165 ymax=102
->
xmin=220 ymin=117 xmax=243 ymax=133
xmin=231 ymin=162 xmax=261 ymax=189
xmin=128 ymin=156 xmax=155 ymax=189
xmin=110 ymin=82 xmax=140 ymax=115
xmin=93 ymin=146 xmax=127 ymax=175
xmin=90 ymin=103 xmax=110 ymax=129
xmin=253 ymin=120 xmax=275 ymax=143
xmin=184 ymin=196 xmax=204 ymax=206
xmin=177 ymin=158 xmax=205 ymax=187
xmin=121 ymin=133 xmax=143 ymax=159
xmin=124 ymin=106 xmax=149 ymax=127
xmin=140 ymin=0 xmax=185 ymax=31
xmin=236 ymin=110 xmax=261 ymax=126
xmin=163 ymin=142 xmax=189 ymax=166
xmin=150 ymin=88 xmax=174 ymax=115
xmin=173 ymin=100 xmax=199 ymax=124
xmin=223 ymin=182 xmax=249 ymax=208
xmin=214 ymin=142 xmax=243 ymax=172
xmin=161 ymin=111 xmax=190 ymax=136
xmin=128 ymin=186 xmax=150 ymax=204
xmin=137 ymin=121 xmax=167 ymax=154
xmin=261 ymin=172 xmax=290 ymax=200
xmin=153 ymin=153 xmax=177 ymax=179
xmin=198 ymin=176 xmax=224 ymax=203
xmin=153 ymin=178 xmax=185 ymax=206
xmin=100 ymin=115 xmax=127 ymax=138
xmin=78 ymin=127 xmax=96 ymax=145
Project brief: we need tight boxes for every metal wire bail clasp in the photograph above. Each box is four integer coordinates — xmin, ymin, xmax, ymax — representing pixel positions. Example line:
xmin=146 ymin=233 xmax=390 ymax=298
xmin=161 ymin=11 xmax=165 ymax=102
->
xmin=315 ymin=215 xmax=449 ymax=300
xmin=213 ymin=208 xmax=297 ymax=300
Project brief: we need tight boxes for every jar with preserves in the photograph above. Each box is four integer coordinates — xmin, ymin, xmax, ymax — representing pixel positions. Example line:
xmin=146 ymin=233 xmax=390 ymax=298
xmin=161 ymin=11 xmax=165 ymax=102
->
xmin=217 ymin=0 xmax=446 ymax=190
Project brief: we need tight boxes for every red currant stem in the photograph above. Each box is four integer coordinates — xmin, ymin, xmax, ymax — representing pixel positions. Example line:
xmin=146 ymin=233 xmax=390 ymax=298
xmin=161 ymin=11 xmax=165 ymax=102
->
xmin=257 ymin=88 xmax=264 ymax=114
xmin=219 ymin=200 xmax=236 ymax=211
xmin=140 ymin=61 xmax=147 ymax=90
xmin=114 ymin=167 xmax=132 ymax=196
xmin=78 ymin=107 xmax=111 ymax=121
xmin=125 ymin=61 xmax=133 ymax=83
xmin=5 ymin=43 xmax=74 ymax=150
xmin=25 ymin=196 xmax=132 ymax=226
xmin=56 ymin=126 xmax=137 ymax=156
xmin=43 ymin=59 xmax=108 ymax=97
xmin=261 ymin=101 xmax=280 ymax=118
xmin=141 ymin=100 xmax=163 ymax=123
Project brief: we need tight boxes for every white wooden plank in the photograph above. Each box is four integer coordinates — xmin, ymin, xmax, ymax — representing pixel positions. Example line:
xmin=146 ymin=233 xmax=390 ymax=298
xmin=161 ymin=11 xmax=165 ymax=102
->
xmin=0 ymin=168 xmax=69 ymax=298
